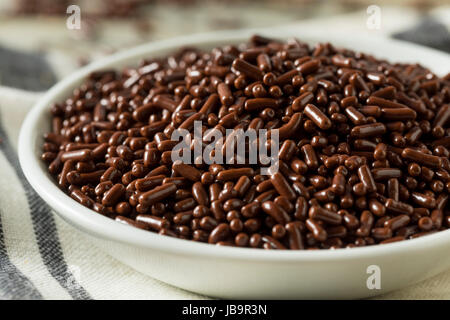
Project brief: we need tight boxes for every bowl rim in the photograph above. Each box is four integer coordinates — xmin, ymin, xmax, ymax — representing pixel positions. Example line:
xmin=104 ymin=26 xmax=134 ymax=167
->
xmin=19 ymin=26 xmax=450 ymax=262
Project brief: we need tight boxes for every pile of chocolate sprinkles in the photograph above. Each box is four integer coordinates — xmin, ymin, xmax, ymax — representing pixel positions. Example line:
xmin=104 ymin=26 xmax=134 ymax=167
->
xmin=42 ymin=35 xmax=450 ymax=250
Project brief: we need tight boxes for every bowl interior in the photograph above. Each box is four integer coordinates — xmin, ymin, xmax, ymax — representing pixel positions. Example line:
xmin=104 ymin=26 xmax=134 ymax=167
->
xmin=19 ymin=26 xmax=450 ymax=261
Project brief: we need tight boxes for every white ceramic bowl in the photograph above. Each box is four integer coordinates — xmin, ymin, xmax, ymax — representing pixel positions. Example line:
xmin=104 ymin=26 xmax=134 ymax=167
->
xmin=19 ymin=27 xmax=450 ymax=299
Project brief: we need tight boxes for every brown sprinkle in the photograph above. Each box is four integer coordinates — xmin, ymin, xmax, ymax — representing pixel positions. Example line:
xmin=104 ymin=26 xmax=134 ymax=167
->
xmin=42 ymin=35 xmax=450 ymax=250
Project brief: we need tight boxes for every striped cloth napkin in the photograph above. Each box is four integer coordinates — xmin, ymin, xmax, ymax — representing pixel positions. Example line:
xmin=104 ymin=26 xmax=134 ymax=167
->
xmin=1 ymin=86 xmax=450 ymax=300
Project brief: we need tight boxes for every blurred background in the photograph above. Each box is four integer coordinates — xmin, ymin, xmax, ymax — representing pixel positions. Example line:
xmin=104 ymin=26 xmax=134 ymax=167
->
xmin=0 ymin=0 xmax=448 ymax=91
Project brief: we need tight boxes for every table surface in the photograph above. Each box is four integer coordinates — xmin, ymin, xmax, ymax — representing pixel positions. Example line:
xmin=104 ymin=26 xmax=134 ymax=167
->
xmin=0 ymin=2 xmax=448 ymax=77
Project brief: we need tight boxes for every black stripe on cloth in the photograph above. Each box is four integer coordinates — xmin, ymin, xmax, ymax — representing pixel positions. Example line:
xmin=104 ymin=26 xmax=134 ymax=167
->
xmin=0 ymin=113 xmax=92 ymax=300
xmin=0 ymin=211 xmax=43 ymax=300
